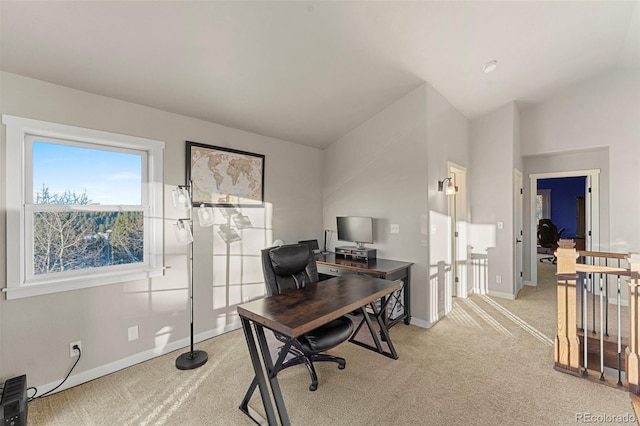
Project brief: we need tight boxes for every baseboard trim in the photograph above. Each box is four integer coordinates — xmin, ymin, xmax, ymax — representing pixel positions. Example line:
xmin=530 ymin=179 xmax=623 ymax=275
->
xmin=34 ymin=321 xmax=242 ymax=397
xmin=487 ymin=290 xmax=516 ymax=300
xmin=410 ymin=317 xmax=432 ymax=329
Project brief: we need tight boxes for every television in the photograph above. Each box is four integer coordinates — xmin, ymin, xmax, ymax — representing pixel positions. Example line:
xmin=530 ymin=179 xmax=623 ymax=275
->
xmin=336 ymin=216 xmax=373 ymax=249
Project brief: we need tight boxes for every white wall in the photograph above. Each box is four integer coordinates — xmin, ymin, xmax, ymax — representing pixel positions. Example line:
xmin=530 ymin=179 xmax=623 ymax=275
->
xmin=425 ymin=84 xmax=470 ymax=318
xmin=323 ymin=85 xmax=429 ymax=323
xmin=0 ymin=72 xmax=324 ymax=389
xmin=323 ymin=83 xmax=469 ymax=326
xmin=520 ymin=68 xmax=640 ymax=254
xmin=469 ymin=103 xmax=517 ymax=298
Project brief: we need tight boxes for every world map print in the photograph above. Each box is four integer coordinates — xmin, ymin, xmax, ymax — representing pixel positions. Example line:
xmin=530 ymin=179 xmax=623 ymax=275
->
xmin=190 ymin=146 xmax=264 ymax=206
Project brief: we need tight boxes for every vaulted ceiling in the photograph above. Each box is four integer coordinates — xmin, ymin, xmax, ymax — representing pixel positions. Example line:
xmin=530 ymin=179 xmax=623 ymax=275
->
xmin=1 ymin=1 xmax=638 ymax=149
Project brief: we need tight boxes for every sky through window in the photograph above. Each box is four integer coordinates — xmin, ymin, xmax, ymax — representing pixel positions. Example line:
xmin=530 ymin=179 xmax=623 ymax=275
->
xmin=32 ymin=141 xmax=142 ymax=205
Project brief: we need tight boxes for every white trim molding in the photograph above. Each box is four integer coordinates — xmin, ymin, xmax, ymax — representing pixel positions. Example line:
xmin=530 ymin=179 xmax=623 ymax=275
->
xmin=2 ymin=114 xmax=165 ymax=299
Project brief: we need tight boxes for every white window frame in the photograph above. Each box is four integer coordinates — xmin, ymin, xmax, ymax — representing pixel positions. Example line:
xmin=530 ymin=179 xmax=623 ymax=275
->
xmin=3 ymin=115 xmax=165 ymax=299
xmin=536 ymin=189 xmax=552 ymax=224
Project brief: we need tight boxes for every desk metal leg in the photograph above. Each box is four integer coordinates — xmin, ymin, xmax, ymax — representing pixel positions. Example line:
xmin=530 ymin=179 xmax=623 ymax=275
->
xmin=239 ymin=318 xmax=278 ymax=425
xmin=349 ymin=298 xmax=399 ymax=360
xmin=404 ymin=268 xmax=412 ymax=325
xmin=239 ymin=318 xmax=293 ymax=426
xmin=371 ymin=301 xmax=398 ymax=359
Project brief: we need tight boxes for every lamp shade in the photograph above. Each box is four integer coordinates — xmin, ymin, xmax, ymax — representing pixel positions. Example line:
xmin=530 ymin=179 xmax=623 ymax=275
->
xmin=173 ymin=220 xmax=193 ymax=244
xmin=445 ymin=180 xmax=458 ymax=195
xmin=172 ymin=186 xmax=191 ymax=209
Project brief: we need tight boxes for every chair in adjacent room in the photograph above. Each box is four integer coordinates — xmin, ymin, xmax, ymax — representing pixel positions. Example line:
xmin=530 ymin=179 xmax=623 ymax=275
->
xmin=537 ymin=218 xmax=565 ymax=264
xmin=261 ymin=243 xmax=354 ymax=391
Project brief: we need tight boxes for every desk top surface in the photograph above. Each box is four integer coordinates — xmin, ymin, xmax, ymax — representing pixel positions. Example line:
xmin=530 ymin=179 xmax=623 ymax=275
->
xmin=316 ymin=253 xmax=413 ymax=275
xmin=237 ymin=275 xmax=400 ymax=338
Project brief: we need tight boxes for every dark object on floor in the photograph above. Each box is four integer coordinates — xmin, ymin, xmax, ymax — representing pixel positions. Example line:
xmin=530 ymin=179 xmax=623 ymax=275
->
xmin=1 ymin=374 xmax=27 ymax=426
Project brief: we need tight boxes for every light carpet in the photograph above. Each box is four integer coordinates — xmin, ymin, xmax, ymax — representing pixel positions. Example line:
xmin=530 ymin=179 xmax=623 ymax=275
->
xmin=27 ymin=262 xmax=633 ymax=425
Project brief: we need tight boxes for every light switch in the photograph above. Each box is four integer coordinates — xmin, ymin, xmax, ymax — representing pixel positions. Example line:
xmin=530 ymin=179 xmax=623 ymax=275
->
xmin=497 ymin=221 xmax=504 ymax=230
xmin=390 ymin=224 xmax=400 ymax=234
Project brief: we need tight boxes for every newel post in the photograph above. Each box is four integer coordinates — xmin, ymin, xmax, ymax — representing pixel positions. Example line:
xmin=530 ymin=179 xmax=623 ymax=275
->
xmin=554 ymin=239 xmax=581 ymax=375
xmin=626 ymin=254 xmax=640 ymax=394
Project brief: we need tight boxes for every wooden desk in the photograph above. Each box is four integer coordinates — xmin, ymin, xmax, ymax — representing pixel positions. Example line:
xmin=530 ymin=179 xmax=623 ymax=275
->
xmin=238 ymin=275 xmax=400 ymax=426
xmin=316 ymin=253 xmax=413 ymax=327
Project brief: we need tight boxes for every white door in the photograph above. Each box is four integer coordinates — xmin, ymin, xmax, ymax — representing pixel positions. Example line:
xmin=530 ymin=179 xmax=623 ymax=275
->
xmin=514 ymin=169 xmax=524 ymax=296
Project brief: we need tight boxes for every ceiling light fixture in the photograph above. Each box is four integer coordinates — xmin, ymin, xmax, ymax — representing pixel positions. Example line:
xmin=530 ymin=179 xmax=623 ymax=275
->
xmin=483 ymin=60 xmax=498 ymax=73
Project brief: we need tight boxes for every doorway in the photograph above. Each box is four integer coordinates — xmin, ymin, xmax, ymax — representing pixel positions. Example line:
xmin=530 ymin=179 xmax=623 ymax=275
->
xmin=529 ymin=169 xmax=600 ymax=286
xmin=448 ymin=162 xmax=468 ymax=300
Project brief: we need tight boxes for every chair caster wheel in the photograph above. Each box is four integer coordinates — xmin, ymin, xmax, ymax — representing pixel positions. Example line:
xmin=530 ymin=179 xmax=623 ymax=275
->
xmin=309 ymin=383 xmax=317 ymax=391
xmin=338 ymin=363 xmax=346 ymax=370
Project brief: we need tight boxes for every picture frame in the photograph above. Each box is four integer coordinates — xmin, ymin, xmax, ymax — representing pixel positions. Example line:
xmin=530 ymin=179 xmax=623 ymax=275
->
xmin=186 ymin=141 xmax=265 ymax=207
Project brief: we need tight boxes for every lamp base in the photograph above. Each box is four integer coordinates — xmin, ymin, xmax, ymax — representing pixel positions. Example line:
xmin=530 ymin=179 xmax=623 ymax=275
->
xmin=176 ymin=350 xmax=208 ymax=370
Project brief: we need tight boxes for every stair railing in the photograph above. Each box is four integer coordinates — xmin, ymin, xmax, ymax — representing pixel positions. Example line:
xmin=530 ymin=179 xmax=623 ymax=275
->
xmin=555 ymin=241 xmax=640 ymax=394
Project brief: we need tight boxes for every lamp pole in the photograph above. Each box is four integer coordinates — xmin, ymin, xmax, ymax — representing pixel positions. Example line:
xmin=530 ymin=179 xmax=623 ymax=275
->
xmin=176 ymin=182 xmax=208 ymax=370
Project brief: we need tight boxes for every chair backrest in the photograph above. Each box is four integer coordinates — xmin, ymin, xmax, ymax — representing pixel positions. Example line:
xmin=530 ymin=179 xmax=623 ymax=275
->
xmin=261 ymin=244 xmax=319 ymax=296
xmin=537 ymin=218 xmax=559 ymax=246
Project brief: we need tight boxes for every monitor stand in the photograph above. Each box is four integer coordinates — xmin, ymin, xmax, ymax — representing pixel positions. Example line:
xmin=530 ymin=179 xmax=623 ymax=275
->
xmin=334 ymin=246 xmax=377 ymax=261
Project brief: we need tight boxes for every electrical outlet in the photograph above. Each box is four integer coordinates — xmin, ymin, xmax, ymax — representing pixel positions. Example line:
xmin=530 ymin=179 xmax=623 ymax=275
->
xmin=70 ymin=340 xmax=81 ymax=358
xmin=496 ymin=275 xmax=502 ymax=284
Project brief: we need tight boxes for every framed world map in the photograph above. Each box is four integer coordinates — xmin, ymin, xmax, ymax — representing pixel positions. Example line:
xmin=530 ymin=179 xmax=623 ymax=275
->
xmin=186 ymin=141 xmax=265 ymax=207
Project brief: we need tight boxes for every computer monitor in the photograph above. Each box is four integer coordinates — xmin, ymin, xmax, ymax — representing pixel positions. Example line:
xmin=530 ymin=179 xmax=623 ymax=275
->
xmin=336 ymin=216 xmax=373 ymax=249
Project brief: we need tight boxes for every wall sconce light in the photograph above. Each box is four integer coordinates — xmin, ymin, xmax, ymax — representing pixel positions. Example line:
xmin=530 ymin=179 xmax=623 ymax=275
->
xmin=438 ymin=177 xmax=458 ymax=195
xmin=197 ymin=204 xmax=215 ymax=227
xmin=173 ymin=219 xmax=193 ymax=244
xmin=172 ymin=185 xmax=191 ymax=209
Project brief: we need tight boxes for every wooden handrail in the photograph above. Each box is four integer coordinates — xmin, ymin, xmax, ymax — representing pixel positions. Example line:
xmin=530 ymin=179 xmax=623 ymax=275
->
xmin=575 ymin=264 xmax=630 ymax=276
xmin=578 ymin=250 xmax=628 ymax=260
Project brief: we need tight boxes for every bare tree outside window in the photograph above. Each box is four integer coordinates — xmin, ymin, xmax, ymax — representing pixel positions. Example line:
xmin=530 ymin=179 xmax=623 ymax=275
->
xmin=32 ymin=184 xmax=143 ymax=275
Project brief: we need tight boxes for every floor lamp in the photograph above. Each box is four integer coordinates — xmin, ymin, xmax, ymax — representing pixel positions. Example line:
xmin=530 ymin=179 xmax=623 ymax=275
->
xmin=172 ymin=183 xmax=212 ymax=370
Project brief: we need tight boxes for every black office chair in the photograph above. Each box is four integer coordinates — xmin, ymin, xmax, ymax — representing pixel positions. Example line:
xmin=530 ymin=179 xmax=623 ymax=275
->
xmin=537 ymin=219 xmax=565 ymax=264
xmin=261 ymin=243 xmax=354 ymax=391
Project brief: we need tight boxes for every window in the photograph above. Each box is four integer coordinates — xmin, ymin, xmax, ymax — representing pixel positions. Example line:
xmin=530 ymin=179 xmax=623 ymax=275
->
xmin=536 ymin=189 xmax=552 ymax=225
xmin=3 ymin=115 xmax=164 ymax=299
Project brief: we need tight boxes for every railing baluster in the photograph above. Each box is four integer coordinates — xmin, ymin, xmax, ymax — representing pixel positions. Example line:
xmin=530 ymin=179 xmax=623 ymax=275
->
xmin=583 ymin=273 xmax=589 ymax=376
xmin=484 ymin=257 xmax=488 ymax=294
xmin=578 ymin=271 xmax=584 ymax=332
xmin=591 ymin=273 xmax=596 ymax=335
xmin=599 ymin=273 xmax=605 ymax=381
xmin=617 ymin=275 xmax=622 ymax=386
xmin=605 ymin=259 xmax=609 ymax=337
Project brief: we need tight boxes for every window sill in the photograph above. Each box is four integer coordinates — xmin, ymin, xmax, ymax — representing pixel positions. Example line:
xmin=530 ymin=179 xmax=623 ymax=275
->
xmin=3 ymin=267 xmax=165 ymax=300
